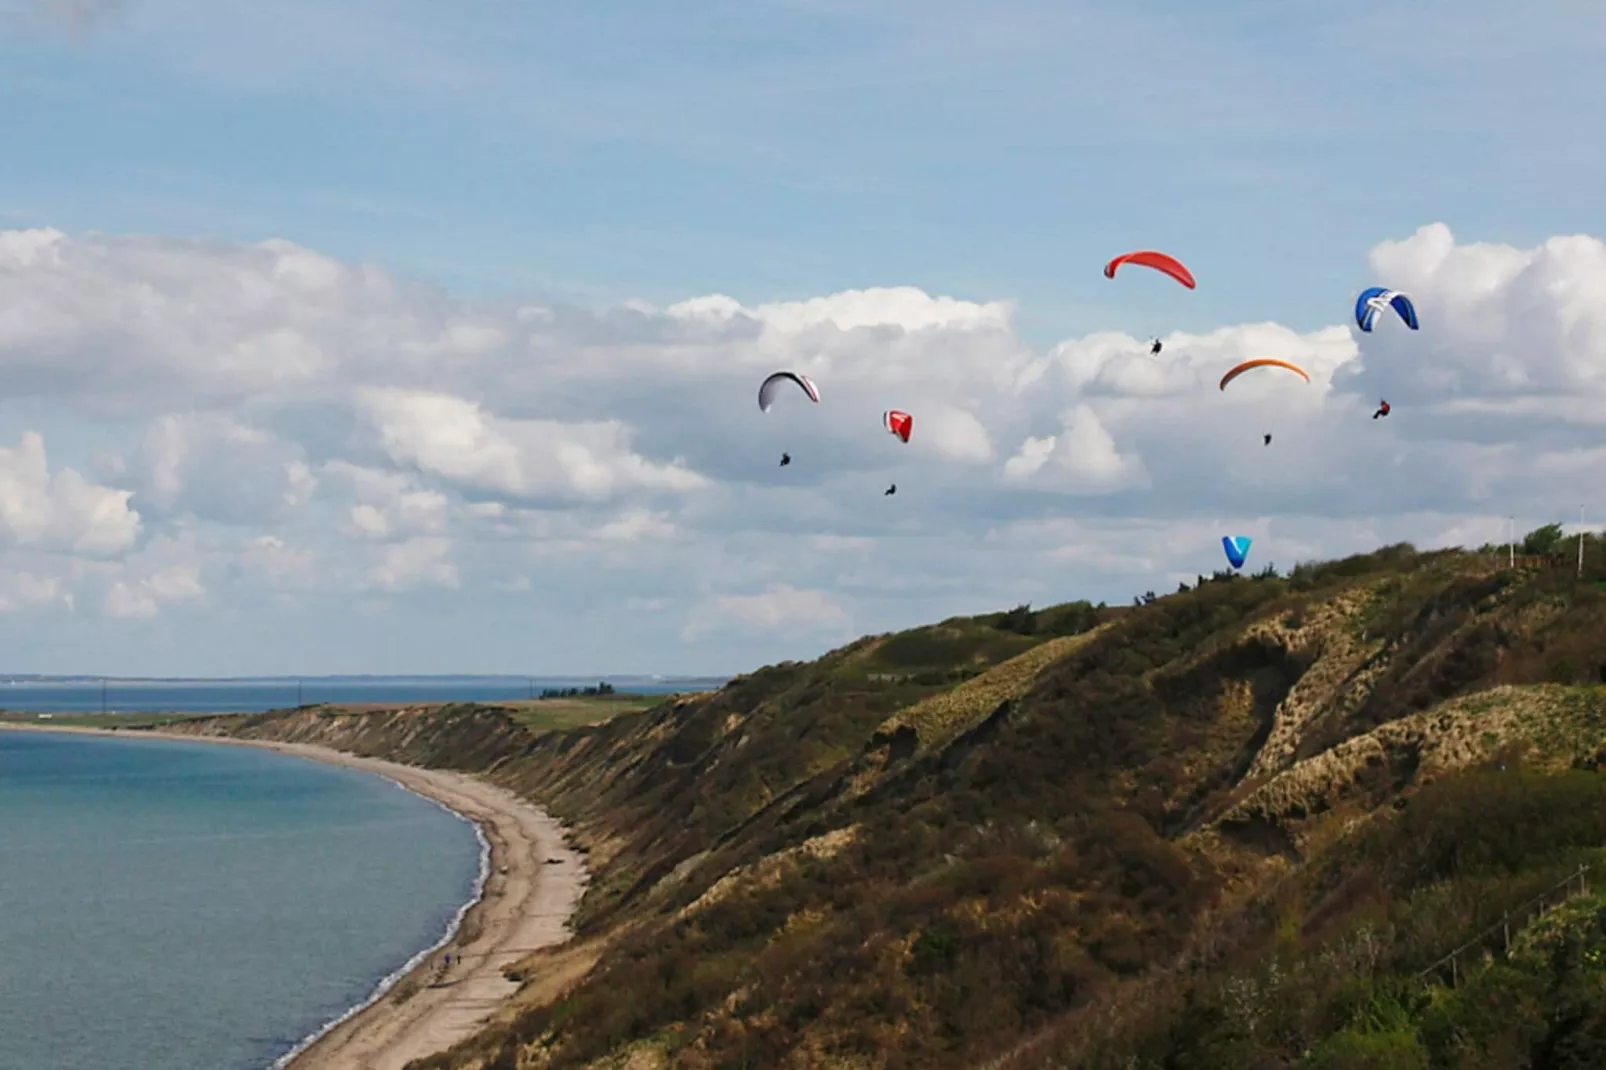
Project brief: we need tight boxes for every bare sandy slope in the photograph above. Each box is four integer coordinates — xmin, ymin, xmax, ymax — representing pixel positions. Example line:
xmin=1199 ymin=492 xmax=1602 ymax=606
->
xmin=1 ymin=724 xmax=587 ymax=1070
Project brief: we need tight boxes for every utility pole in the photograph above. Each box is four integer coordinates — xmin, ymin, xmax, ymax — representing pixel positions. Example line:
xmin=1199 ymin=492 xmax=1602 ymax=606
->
xmin=1509 ymin=516 xmax=1515 ymax=568
xmin=1581 ymin=505 xmax=1587 ymax=579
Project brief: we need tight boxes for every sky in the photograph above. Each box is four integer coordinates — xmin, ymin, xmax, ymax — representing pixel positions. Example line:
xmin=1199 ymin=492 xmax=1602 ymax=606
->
xmin=1 ymin=0 xmax=1605 ymax=676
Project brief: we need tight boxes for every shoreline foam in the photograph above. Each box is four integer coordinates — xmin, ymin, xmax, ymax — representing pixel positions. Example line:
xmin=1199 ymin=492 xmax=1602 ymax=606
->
xmin=1 ymin=723 xmax=587 ymax=1070
xmin=271 ymin=786 xmax=493 ymax=1069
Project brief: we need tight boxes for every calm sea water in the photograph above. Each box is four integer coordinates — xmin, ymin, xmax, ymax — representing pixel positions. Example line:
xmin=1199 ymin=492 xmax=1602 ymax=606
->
xmin=0 ymin=675 xmax=727 ymax=714
xmin=0 ymin=730 xmax=485 ymax=1070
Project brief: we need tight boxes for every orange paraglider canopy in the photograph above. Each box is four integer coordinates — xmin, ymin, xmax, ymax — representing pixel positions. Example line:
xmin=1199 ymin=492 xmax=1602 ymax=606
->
xmin=1218 ymin=358 xmax=1311 ymax=391
xmin=1103 ymin=250 xmax=1196 ymax=289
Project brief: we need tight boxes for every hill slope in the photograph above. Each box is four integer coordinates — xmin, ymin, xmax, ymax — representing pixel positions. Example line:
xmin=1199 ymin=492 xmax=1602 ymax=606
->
xmin=158 ymin=539 xmax=1606 ymax=1069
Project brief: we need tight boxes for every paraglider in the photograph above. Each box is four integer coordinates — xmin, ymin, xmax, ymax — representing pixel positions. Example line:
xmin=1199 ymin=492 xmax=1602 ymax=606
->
xmin=1222 ymin=536 xmax=1252 ymax=571
xmin=1373 ymin=400 xmax=1391 ymax=420
xmin=779 ymin=452 xmax=791 ymax=467
xmin=758 ymin=371 xmax=820 ymax=412
xmin=883 ymin=410 xmax=913 ymax=443
xmin=1355 ymin=288 xmax=1419 ymax=333
xmin=1104 ymin=251 xmax=1197 ymax=290
xmin=1218 ymin=358 xmax=1311 ymax=391
xmin=885 ymin=484 xmax=897 ymax=496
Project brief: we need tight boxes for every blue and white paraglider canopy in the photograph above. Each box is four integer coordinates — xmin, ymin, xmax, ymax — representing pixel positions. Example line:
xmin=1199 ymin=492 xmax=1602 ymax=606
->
xmin=1222 ymin=535 xmax=1252 ymax=571
xmin=1354 ymin=287 xmax=1419 ymax=333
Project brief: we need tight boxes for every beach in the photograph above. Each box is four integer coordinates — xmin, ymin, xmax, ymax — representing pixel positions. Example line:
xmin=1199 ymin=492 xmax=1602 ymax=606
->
xmin=0 ymin=724 xmax=587 ymax=1070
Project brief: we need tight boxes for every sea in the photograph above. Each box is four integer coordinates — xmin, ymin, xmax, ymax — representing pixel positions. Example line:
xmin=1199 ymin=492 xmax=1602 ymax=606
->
xmin=0 ymin=676 xmax=724 ymax=1068
xmin=0 ymin=674 xmax=727 ymax=715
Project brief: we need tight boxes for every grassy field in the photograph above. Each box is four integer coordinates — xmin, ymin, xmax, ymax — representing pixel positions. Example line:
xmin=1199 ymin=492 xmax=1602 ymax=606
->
xmin=0 ymin=693 xmax=673 ymax=736
xmin=0 ymin=710 xmax=222 ymax=730
xmin=501 ymin=694 xmax=664 ymax=734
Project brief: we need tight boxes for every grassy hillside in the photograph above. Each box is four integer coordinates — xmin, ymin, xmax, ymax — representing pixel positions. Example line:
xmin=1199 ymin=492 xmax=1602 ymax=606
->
xmin=154 ymin=534 xmax=1606 ymax=1069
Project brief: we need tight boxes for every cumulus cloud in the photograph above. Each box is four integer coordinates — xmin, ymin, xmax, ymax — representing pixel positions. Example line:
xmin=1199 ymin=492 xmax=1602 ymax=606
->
xmin=0 ymin=432 xmax=140 ymax=555
xmin=0 ymin=223 xmax=1601 ymax=671
xmin=1003 ymin=405 xmax=1148 ymax=493
xmin=105 ymin=564 xmax=205 ymax=619
xmin=683 ymin=584 xmax=852 ymax=640
xmin=1345 ymin=223 xmax=1606 ymax=417
xmin=0 ymin=571 xmax=66 ymax=613
xmin=355 ymin=387 xmax=708 ymax=503
xmin=367 ymin=536 xmax=458 ymax=591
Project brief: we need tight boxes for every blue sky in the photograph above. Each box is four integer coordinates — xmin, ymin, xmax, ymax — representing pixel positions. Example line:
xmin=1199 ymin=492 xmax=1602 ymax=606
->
xmin=7 ymin=0 xmax=1604 ymax=341
xmin=0 ymin=0 xmax=1604 ymax=675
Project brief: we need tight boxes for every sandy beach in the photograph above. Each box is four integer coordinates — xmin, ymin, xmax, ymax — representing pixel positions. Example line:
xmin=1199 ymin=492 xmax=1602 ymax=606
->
xmin=1 ymin=724 xmax=588 ymax=1070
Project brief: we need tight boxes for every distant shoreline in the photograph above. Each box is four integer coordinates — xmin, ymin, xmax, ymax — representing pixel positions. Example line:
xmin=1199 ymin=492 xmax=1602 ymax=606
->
xmin=1 ymin=723 xmax=588 ymax=1070
xmin=0 ymin=677 xmax=723 ymax=717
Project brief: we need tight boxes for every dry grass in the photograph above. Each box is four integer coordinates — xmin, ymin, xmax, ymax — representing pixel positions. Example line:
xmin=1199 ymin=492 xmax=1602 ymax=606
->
xmin=678 ymin=825 xmax=859 ymax=920
xmin=1240 ymin=586 xmax=1387 ymax=781
xmin=1213 ymin=684 xmax=1606 ymax=837
xmin=875 ymin=627 xmax=1108 ymax=754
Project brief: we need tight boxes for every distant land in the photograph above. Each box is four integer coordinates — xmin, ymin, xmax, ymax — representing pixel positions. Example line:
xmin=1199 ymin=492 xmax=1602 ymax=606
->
xmin=0 ymin=673 xmax=728 ymax=684
xmin=0 ymin=675 xmax=730 ymax=715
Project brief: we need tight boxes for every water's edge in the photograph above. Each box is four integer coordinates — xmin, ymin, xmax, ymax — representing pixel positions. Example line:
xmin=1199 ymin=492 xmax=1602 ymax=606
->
xmin=270 ymin=770 xmax=493 ymax=1069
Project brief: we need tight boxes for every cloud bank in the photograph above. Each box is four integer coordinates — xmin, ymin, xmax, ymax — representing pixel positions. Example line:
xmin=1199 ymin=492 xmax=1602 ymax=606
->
xmin=0 ymin=222 xmax=1600 ymax=673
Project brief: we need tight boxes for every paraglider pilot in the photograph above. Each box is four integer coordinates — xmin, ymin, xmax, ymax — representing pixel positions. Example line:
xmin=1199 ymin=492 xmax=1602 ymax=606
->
xmin=1372 ymin=400 xmax=1390 ymax=420
xmin=779 ymin=452 xmax=791 ymax=467
xmin=1263 ymin=434 xmax=1272 ymax=446
xmin=1150 ymin=338 xmax=1163 ymax=356
xmin=885 ymin=484 xmax=896 ymax=496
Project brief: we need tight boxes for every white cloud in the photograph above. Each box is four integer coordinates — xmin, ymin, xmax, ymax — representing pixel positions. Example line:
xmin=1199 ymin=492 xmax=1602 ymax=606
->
xmin=1348 ymin=223 xmax=1606 ymax=411
xmin=355 ymin=387 xmax=708 ymax=503
xmin=0 ymin=571 xmax=65 ymax=613
xmin=1003 ymin=405 xmax=1148 ymax=493
xmin=104 ymin=564 xmax=205 ymax=619
xmin=683 ymin=583 xmax=851 ymax=640
xmin=367 ymin=536 xmax=459 ymax=591
xmin=0 ymin=432 xmax=140 ymax=555
xmin=0 ymin=224 xmax=1601 ymax=671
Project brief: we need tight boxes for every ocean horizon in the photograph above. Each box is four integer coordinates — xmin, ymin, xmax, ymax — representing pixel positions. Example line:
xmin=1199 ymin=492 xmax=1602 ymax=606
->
xmin=0 ymin=674 xmax=730 ymax=714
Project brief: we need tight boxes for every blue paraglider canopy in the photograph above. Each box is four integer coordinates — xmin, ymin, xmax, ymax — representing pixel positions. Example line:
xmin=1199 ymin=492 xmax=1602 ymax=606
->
xmin=1222 ymin=535 xmax=1252 ymax=570
xmin=1355 ymin=287 xmax=1419 ymax=333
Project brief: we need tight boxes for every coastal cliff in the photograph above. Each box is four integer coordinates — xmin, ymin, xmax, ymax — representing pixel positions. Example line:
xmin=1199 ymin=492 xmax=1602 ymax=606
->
xmin=156 ymin=539 xmax=1606 ymax=1068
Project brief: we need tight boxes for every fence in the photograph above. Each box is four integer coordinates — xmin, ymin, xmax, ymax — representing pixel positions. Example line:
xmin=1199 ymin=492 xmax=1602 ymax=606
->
xmin=1416 ymin=863 xmax=1591 ymax=988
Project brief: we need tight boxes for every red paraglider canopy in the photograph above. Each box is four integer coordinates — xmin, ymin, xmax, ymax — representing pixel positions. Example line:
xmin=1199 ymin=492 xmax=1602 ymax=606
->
xmin=1103 ymin=250 xmax=1196 ymax=289
xmin=883 ymin=410 xmax=913 ymax=443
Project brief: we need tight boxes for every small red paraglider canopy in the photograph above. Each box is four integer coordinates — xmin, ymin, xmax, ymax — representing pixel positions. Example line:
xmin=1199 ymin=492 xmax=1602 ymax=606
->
xmin=1103 ymin=250 xmax=1196 ymax=289
xmin=883 ymin=410 xmax=913 ymax=443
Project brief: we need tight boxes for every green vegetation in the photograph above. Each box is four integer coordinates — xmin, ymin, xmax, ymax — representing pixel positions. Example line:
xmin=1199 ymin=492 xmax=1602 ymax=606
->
xmin=539 ymin=682 xmax=617 ymax=699
xmin=141 ymin=527 xmax=1606 ymax=1070
xmin=0 ymin=710 xmax=219 ymax=729
xmin=504 ymin=694 xmax=657 ymax=735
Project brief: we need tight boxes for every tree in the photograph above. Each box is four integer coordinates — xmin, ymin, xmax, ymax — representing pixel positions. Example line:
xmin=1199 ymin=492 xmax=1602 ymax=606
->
xmin=1522 ymin=523 xmax=1567 ymax=557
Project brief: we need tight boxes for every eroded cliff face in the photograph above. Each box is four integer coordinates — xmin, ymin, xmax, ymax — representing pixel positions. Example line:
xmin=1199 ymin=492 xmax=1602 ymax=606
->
xmin=149 ymin=545 xmax=1606 ymax=1070
xmin=162 ymin=704 xmax=534 ymax=773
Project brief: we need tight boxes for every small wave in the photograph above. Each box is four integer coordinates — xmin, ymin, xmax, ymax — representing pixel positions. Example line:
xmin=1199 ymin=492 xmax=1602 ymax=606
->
xmin=270 ymin=774 xmax=492 ymax=1069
